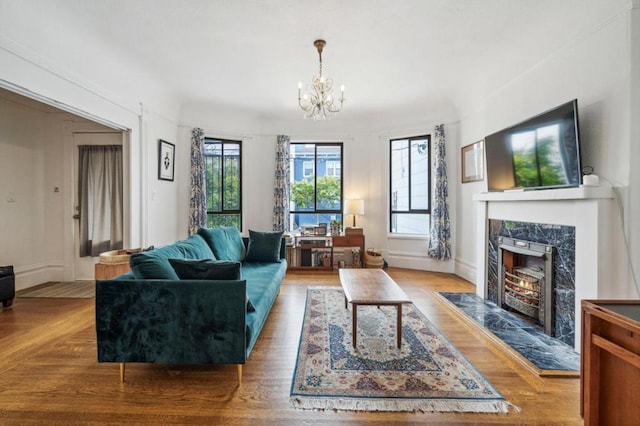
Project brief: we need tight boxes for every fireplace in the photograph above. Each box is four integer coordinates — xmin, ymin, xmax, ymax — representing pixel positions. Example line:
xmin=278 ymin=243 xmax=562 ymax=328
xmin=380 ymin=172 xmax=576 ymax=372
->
xmin=497 ymin=237 xmax=554 ymax=336
xmin=486 ymin=219 xmax=575 ymax=347
xmin=473 ymin=184 xmax=618 ymax=352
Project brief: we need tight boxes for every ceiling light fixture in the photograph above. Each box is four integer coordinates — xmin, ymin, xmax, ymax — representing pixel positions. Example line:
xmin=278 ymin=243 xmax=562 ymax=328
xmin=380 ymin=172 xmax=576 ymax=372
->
xmin=298 ymin=39 xmax=345 ymax=120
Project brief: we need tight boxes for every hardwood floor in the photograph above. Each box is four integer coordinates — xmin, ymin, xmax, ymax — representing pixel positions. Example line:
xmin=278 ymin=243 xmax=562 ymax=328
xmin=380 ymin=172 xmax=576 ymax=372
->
xmin=0 ymin=268 xmax=583 ymax=425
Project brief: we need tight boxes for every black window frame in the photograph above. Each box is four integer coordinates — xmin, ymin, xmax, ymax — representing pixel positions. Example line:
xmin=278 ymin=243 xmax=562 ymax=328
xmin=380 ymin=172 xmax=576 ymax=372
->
xmin=389 ymin=134 xmax=431 ymax=234
xmin=289 ymin=142 xmax=344 ymax=228
xmin=204 ymin=137 xmax=243 ymax=231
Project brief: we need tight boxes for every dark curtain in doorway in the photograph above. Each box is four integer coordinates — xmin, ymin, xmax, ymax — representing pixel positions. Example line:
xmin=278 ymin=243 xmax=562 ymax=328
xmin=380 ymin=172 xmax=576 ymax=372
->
xmin=78 ymin=145 xmax=123 ymax=257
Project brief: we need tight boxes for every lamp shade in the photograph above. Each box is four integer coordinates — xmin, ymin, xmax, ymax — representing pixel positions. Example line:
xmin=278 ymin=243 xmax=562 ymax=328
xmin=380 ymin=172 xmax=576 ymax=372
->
xmin=345 ymin=199 xmax=364 ymax=216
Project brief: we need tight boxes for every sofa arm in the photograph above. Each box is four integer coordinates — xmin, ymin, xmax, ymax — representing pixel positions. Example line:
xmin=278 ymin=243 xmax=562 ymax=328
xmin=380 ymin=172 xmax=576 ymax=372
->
xmin=96 ymin=279 xmax=248 ymax=365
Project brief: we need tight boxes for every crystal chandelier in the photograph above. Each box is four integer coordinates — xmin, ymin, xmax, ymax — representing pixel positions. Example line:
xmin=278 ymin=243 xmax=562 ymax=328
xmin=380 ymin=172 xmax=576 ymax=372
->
xmin=298 ymin=39 xmax=345 ymax=120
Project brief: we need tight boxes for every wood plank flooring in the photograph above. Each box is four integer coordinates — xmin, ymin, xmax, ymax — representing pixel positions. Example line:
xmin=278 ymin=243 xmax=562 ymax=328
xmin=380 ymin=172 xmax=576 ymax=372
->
xmin=0 ymin=268 xmax=583 ymax=425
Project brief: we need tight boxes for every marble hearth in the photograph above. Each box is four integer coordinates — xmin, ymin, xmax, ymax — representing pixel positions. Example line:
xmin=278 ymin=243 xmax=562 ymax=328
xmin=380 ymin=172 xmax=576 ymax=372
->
xmin=474 ymin=184 xmax=619 ymax=351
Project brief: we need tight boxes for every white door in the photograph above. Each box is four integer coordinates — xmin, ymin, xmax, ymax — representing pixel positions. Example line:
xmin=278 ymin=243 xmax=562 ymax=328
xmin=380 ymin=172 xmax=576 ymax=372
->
xmin=73 ymin=132 xmax=123 ymax=280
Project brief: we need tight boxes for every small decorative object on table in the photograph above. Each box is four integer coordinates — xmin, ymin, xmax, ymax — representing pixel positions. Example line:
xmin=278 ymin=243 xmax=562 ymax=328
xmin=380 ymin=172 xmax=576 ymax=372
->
xmin=352 ymin=248 xmax=361 ymax=268
xmin=330 ymin=220 xmax=342 ymax=235
xmin=314 ymin=225 xmax=327 ymax=235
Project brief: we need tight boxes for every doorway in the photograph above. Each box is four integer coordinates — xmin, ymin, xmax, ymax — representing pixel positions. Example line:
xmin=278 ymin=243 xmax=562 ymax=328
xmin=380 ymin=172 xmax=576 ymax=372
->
xmin=73 ymin=132 xmax=124 ymax=280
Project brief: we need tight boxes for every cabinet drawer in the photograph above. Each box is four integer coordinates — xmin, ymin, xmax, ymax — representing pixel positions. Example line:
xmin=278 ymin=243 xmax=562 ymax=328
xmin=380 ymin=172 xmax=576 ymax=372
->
xmin=333 ymin=235 xmax=364 ymax=246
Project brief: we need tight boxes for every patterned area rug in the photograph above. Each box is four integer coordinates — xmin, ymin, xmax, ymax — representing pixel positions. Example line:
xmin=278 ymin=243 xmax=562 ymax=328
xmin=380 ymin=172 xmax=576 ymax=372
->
xmin=290 ymin=287 xmax=519 ymax=413
xmin=18 ymin=281 xmax=95 ymax=298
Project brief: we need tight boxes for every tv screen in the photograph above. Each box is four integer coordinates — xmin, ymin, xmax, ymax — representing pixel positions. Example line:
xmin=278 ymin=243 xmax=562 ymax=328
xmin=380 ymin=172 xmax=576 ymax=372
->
xmin=485 ymin=99 xmax=582 ymax=191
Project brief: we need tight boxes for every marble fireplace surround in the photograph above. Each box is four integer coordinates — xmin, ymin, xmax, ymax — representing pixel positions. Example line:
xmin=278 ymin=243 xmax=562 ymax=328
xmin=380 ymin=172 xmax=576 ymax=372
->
xmin=473 ymin=184 xmax=616 ymax=351
xmin=489 ymin=220 xmax=573 ymax=346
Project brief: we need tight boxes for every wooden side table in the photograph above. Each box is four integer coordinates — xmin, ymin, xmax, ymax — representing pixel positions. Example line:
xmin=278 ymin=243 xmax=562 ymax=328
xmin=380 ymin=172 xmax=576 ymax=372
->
xmin=95 ymin=250 xmax=132 ymax=279
xmin=95 ymin=262 xmax=131 ymax=280
xmin=581 ymin=300 xmax=640 ymax=426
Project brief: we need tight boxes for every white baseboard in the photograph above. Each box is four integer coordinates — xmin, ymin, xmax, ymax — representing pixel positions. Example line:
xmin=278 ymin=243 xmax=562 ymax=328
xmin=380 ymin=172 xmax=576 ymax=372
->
xmin=455 ymin=258 xmax=477 ymax=285
xmin=385 ymin=250 xmax=455 ymax=273
xmin=13 ymin=263 xmax=65 ymax=291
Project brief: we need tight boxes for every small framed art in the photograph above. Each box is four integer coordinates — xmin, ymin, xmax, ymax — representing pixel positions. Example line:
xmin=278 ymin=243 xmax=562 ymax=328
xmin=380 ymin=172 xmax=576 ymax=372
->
xmin=461 ymin=140 xmax=484 ymax=183
xmin=158 ymin=139 xmax=175 ymax=181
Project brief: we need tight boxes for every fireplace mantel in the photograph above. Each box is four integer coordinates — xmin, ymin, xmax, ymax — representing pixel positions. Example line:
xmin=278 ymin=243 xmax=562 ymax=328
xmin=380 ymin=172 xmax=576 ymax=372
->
xmin=473 ymin=183 xmax=614 ymax=202
xmin=474 ymin=182 xmax=618 ymax=351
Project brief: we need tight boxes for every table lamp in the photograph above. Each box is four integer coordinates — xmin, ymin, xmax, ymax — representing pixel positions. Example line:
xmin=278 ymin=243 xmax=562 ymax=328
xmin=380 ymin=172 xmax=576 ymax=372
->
xmin=345 ymin=199 xmax=364 ymax=230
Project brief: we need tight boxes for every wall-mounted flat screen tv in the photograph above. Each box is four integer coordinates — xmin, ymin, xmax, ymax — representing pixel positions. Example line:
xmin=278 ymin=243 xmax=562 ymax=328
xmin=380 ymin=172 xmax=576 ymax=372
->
xmin=485 ymin=99 xmax=582 ymax=191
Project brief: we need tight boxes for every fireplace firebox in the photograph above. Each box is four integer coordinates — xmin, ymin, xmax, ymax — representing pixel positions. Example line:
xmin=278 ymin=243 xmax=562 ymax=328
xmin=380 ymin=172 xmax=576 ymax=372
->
xmin=497 ymin=237 xmax=554 ymax=336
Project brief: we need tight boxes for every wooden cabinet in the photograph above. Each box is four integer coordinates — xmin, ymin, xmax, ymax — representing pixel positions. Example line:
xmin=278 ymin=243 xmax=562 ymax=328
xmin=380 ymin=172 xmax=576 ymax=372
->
xmin=332 ymin=234 xmax=365 ymax=268
xmin=581 ymin=300 xmax=640 ymax=426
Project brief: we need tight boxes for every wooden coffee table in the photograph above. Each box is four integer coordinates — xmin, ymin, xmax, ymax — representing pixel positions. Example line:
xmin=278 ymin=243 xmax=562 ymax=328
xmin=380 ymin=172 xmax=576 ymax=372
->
xmin=339 ymin=269 xmax=411 ymax=349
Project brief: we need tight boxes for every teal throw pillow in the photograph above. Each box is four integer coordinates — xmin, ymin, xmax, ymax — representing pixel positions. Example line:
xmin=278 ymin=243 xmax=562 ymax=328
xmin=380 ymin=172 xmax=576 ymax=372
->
xmin=245 ymin=230 xmax=283 ymax=263
xmin=197 ymin=226 xmax=246 ymax=262
xmin=129 ymin=234 xmax=215 ymax=279
xmin=167 ymin=259 xmax=255 ymax=312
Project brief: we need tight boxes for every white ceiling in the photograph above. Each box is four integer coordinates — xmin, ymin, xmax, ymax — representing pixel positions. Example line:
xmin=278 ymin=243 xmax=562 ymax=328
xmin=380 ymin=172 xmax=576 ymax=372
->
xmin=2 ymin=0 xmax=627 ymax=122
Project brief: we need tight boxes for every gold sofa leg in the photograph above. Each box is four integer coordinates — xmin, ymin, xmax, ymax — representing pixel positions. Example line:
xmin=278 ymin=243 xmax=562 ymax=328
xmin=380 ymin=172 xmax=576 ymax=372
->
xmin=120 ymin=363 xmax=125 ymax=382
xmin=237 ymin=364 xmax=242 ymax=385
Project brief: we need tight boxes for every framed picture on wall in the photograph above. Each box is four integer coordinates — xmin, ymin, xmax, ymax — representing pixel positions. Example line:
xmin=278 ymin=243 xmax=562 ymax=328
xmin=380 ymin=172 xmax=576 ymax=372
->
xmin=461 ymin=140 xmax=484 ymax=183
xmin=158 ymin=139 xmax=175 ymax=181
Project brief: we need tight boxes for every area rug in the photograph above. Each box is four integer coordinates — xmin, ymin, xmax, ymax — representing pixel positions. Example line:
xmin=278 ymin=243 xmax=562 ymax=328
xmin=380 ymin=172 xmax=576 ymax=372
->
xmin=290 ymin=287 xmax=519 ymax=413
xmin=18 ymin=281 xmax=95 ymax=298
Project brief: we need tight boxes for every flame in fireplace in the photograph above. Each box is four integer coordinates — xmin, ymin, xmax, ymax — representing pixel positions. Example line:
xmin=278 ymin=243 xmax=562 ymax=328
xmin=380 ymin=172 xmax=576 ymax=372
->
xmin=519 ymin=279 xmax=536 ymax=296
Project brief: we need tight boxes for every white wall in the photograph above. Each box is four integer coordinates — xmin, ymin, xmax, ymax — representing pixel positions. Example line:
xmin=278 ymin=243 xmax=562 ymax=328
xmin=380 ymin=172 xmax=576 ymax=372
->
xmin=0 ymin=97 xmax=122 ymax=288
xmin=0 ymin=5 xmax=182 ymax=286
xmin=456 ymin=5 xmax=637 ymax=298
xmin=178 ymin=103 xmax=459 ymax=273
xmin=629 ymin=2 xmax=640 ymax=298
xmin=140 ymin=109 xmax=180 ymax=247
xmin=2 ymin=0 xmax=636 ymax=288
xmin=0 ymin=99 xmax=47 ymax=288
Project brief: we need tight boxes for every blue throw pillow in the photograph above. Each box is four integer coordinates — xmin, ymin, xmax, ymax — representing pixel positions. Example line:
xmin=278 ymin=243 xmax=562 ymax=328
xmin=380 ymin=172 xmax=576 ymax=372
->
xmin=245 ymin=230 xmax=283 ymax=263
xmin=167 ymin=259 xmax=255 ymax=312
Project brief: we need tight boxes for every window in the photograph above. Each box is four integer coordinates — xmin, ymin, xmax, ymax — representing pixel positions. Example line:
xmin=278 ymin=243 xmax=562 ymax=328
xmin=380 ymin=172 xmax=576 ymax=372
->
xmin=389 ymin=135 xmax=430 ymax=234
xmin=289 ymin=143 xmax=343 ymax=231
xmin=204 ymin=138 xmax=242 ymax=229
xmin=325 ymin=160 xmax=341 ymax=177
xmin=302 ymin=161 xmax=314 ymax=178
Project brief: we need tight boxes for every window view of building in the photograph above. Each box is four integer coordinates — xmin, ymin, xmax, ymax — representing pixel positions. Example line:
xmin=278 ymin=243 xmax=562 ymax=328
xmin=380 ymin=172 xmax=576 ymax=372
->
xmin=204 ymin=138 xmax=242 ymax=230
xmin=289 ymin=143 xmax=343 ymax=231
xmin=389 ymin=135 xmax=430 ymax=234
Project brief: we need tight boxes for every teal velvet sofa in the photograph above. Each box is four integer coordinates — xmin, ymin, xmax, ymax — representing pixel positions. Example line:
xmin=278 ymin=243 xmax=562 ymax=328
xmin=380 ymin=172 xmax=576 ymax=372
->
xmin=95 ymin=227 xmax=287 ymax=384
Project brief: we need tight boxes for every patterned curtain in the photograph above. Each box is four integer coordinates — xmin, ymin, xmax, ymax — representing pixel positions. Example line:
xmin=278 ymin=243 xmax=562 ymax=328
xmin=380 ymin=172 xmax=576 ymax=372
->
xmin=428 ymin=124 xmax=451 ymax=260
xmin=189 ymin=127 xmax=207 ymax=235
xmin=273 ymin=134 xmax=290 ymax=231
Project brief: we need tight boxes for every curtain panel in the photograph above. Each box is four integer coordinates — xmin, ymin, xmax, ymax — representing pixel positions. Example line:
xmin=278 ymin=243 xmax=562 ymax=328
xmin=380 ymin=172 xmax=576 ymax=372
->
xmin=189 ymin=127 xmax=207 ymax=235
xmin=428 ymin=124 xmax=451 ymax=260
xmin=78 ymin=145 xmax=123 ymax=257
xmin=273 ymin=134 xmax=290 ymax=231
